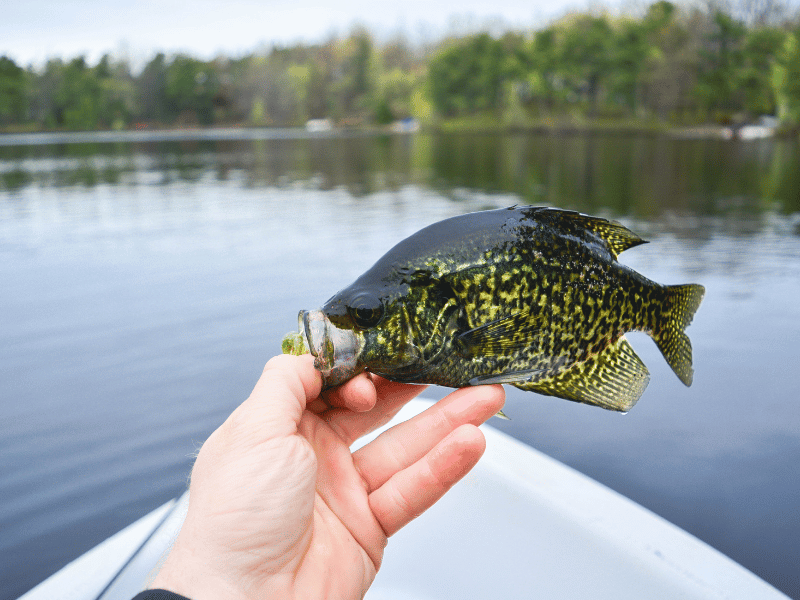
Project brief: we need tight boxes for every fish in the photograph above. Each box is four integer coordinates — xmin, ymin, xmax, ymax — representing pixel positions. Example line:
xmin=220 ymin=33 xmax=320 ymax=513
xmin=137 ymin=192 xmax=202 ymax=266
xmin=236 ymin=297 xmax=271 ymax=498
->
xmin=286 ymin=206 xmax=705 ymax=412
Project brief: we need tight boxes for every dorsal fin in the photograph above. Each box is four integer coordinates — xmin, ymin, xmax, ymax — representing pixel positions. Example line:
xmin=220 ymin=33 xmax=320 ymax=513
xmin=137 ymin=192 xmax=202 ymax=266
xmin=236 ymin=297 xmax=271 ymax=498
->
xmin=537 ymin=207 xmax=648 ymax=259
xmin=584 ymin=217 xmax=648 ymax=258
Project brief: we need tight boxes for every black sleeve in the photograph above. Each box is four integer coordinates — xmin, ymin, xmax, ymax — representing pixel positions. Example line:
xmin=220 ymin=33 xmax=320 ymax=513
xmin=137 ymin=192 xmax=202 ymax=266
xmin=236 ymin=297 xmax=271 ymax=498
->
xmin=131 ymin=590 xmax=193 ymax=600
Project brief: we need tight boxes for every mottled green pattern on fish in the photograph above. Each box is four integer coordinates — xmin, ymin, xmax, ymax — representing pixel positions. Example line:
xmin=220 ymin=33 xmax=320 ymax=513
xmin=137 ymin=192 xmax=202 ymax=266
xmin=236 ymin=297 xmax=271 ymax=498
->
xmin=301 ymin=206 xmax=705 ymax=412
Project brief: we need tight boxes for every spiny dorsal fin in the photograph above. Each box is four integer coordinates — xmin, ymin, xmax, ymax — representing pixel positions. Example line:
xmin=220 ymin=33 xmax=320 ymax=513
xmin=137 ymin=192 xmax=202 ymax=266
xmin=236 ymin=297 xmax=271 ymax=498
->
xmin=538 ymin=207 xmax=648 ymax=259
xmin=512 ymin=335 xmax=651 ymax=412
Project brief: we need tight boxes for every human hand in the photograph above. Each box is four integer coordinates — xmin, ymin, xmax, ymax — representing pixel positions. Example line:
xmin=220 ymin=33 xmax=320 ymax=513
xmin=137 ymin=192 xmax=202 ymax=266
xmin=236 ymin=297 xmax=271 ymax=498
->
xmin=151 ymin=354 xmax=505 ymax=600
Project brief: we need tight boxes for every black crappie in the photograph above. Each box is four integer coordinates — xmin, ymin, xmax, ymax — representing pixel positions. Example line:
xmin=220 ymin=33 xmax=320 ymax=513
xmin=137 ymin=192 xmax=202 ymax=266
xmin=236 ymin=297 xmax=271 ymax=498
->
xmin=289 ymin=206 xmax=705 ymax=412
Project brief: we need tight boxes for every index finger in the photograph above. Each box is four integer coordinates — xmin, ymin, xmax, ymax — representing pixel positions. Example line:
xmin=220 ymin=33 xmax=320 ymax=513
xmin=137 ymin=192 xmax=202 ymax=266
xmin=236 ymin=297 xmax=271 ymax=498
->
xmin=353 ymin=384 xmax=504 ymax=493
xmin=323 ymin=376 xmax=428 ymax=446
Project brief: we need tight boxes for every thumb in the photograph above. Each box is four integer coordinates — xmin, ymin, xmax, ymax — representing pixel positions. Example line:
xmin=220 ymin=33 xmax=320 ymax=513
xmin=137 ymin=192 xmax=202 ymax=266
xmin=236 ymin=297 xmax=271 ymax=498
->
xmin=225 ymin=354 xmax=323 ymax=447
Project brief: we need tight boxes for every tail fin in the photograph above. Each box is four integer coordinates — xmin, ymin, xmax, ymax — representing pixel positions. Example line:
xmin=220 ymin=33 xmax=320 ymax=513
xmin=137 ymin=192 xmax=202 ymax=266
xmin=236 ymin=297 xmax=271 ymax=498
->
xmin=652 ymin=284 xmax=705 ymax=386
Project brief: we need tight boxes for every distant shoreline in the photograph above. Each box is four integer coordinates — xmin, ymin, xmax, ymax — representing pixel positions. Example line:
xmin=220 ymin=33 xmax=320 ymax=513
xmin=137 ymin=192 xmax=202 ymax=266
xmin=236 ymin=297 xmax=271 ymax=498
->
xmin=0 ymin=126 xmax=376 ymax=146
xmin=0 ymin=121 xmax=784 ymax=146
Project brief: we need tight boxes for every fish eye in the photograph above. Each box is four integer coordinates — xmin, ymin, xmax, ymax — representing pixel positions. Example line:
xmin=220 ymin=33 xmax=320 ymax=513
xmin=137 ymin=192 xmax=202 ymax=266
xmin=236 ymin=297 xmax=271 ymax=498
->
xmin=347 ymin=292 xmax=384 ymax=329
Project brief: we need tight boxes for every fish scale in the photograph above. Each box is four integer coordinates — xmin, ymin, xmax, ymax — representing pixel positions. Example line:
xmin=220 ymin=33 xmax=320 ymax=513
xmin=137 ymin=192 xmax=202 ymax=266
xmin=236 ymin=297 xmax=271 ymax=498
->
xmin=450 ymin=258 xmax=608 ymax=378
xmin=290 ymin=206 xmax=705 ymax=412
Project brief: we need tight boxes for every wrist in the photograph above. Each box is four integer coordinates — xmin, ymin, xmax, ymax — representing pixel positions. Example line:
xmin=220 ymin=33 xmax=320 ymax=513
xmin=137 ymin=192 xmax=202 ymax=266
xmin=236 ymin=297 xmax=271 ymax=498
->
xmin=133 ymin=591 xmax=192 ymax=600
xmin=151 ymin=541 xmax=248 ymax=600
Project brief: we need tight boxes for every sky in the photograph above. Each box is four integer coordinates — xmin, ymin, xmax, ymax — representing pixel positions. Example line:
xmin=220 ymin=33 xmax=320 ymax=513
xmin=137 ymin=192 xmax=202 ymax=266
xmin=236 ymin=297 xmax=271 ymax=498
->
xmin=2 ymin=0 xmax=626 ymax=70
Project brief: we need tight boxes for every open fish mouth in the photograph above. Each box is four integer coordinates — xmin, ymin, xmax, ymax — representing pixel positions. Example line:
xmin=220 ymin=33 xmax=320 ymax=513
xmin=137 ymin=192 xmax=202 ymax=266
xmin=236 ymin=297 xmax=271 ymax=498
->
xmin=299 ymin=309 xmax=363 ymax=387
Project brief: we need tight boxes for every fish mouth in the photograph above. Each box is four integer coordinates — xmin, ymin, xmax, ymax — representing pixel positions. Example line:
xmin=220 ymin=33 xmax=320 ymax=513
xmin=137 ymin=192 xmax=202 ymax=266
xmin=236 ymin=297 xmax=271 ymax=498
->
xmin=299 ymin=309 xmax=364 ymax=387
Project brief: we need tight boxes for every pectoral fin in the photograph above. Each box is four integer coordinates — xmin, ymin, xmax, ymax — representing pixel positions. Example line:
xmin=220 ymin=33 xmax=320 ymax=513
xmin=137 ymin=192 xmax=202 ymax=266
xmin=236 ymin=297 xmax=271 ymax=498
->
xmin=456 ymin=311 xmax=541 ymax=357
xmin=469 ymin=368 xmax=545 ymax=386
xmin=514 ymin=335 xmax=650 ymax=412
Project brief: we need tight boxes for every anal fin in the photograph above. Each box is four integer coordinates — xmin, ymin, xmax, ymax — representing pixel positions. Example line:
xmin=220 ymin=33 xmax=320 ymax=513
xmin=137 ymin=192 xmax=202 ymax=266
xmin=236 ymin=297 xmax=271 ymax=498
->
xmin=515 ymin=335 xmax=650 ymax=412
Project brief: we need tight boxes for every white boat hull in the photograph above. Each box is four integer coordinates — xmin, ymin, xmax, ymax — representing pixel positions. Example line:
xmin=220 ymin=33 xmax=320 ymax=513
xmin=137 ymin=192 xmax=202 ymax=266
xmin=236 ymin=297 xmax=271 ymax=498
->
xmin=20 ymin=399 xmax=790 ymax=600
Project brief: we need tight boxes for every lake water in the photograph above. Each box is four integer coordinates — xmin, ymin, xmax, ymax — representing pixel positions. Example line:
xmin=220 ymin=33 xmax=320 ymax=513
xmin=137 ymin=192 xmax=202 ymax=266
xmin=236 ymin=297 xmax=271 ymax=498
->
xmin=1 ymin=130 xmax=799 ymax=599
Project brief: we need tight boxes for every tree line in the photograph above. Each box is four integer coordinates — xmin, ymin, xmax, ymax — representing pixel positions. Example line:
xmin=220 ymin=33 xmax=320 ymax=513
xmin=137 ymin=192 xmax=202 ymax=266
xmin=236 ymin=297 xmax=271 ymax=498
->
xmin=2 ymin=0 xmax=800 ymax=132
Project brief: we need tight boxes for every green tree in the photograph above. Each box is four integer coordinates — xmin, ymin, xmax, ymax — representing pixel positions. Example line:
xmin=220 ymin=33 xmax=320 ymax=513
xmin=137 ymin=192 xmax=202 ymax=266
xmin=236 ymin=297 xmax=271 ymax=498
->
xmin=224 ymin=54 xmax=272 ymax=125
xmin=375 ymin=67 xmax=417 ymax=122
xmin=164 ymin=55 xmax=220 ymax=125
xmin=608 ymin=18 xmax=651 ymax=114
xmin=304 ymin=49 xmax=334 ymax=120
xmin=608 ymin=2 xmax=676 ymax=116
xmin=639 ymin=3 xmax=701 ymax=120
xmin=331 ymin=29 xmax=379 ymax=121
xmin=0 ymin=56 xmax=26 ymax=125
xmin=557 ymin=15 xmax=614 ymax=114
xmin=772 ymin=30 xmax=800 ymax=124
xmin=28 ymin=59 xmax=62 ymax=128
xmin=740 ymin=27 xmax=786 ymax=115
xmin=56 ymin=57 xmax=104 ymax=129
xmin=522 ymin=28 xmax=567 ymax=114
xmin=95 ymin=54 xmax=136 ymax=128
xmin=137 ymin=53 xmax=169 ymax=123
xmin=428 ymin=33 xmax=520 ymax=117
xmin=10 ymin=9 xmax=794 ymax=132
xmin=260 ymin=48 xmax=313 ymax=126
xmin=695 ymin=10 xmax=747 ymax=119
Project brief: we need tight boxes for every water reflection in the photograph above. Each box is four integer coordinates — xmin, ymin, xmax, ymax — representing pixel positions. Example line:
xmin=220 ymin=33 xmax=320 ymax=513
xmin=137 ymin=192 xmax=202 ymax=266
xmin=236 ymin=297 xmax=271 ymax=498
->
xmin=3 ymin=132 xmax=799 ymax=217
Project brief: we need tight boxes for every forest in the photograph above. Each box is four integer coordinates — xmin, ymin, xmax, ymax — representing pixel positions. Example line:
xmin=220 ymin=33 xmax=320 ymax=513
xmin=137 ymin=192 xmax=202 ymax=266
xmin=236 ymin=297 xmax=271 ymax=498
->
xmin=2 ymin=0 xmax=800 ymax=132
